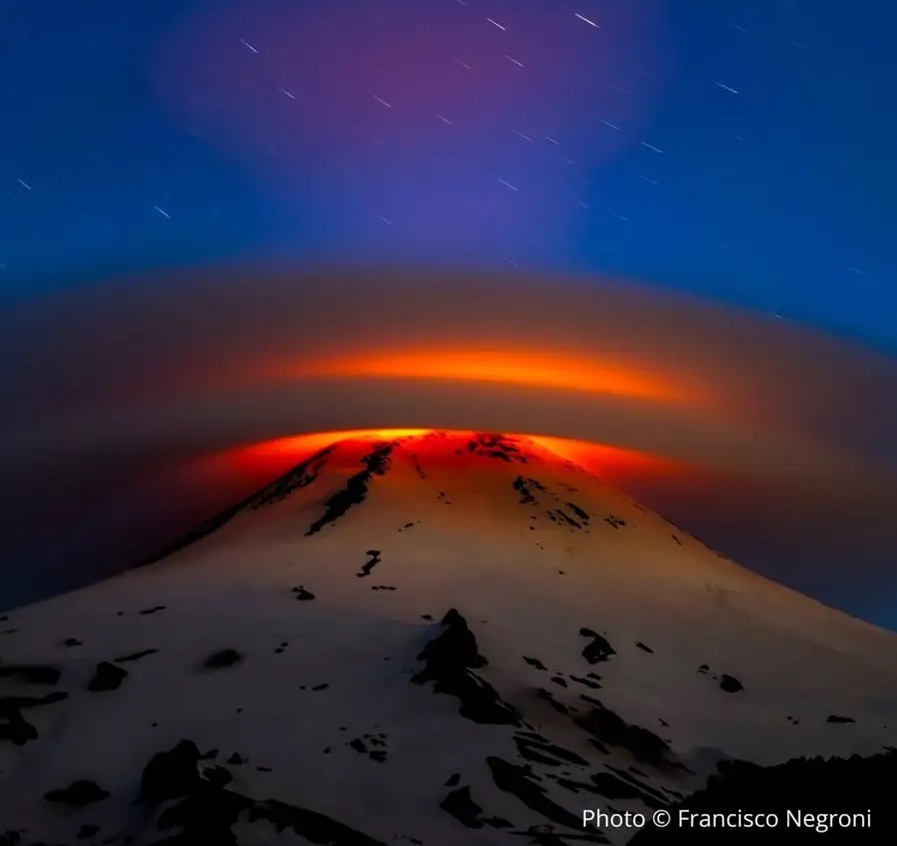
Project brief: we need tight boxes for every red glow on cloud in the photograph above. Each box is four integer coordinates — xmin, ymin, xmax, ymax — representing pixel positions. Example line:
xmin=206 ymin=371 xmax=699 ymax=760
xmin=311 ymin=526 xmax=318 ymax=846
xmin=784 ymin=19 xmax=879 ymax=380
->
xmin=221 ymin=428 xmax=680 ymax=492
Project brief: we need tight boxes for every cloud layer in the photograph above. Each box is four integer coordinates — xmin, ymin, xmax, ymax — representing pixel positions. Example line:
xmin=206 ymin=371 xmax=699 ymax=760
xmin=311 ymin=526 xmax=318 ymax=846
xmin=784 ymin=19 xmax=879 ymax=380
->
xmin=2 ymin=264 xmax=895 ymax=622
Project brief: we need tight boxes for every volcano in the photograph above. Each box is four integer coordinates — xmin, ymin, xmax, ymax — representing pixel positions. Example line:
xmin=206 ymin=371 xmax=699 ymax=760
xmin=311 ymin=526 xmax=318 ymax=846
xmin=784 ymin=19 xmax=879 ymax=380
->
xmin=1 ymin=431 xmax=895 ymax=845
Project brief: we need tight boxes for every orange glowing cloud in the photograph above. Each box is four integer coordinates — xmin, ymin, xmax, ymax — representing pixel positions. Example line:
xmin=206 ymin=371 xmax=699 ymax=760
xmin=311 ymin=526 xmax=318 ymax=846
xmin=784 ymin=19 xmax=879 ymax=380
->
xmin=268 ymin=348 xmax=692 ymax=404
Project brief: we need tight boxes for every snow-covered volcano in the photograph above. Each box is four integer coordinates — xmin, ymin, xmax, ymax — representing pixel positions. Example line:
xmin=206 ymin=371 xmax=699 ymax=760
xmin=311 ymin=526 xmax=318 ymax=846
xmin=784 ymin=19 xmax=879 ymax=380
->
xmin=1 ymin=431 xmax=895 ymax=845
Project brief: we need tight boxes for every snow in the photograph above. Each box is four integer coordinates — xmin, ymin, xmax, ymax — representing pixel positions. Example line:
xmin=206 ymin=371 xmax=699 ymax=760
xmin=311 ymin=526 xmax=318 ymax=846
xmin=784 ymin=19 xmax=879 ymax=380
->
xmin=1 ymin=431 xmax=895 ymax=845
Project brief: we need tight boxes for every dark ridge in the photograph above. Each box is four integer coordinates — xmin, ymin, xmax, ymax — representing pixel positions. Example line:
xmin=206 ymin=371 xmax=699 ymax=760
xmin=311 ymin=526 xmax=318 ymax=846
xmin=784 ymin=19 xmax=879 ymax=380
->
xmin=719 ymin=674 xmax=744 ymax=693
xmin=826 ymin=714 xmax=855 ymax=723
xmin=135 ymin=445 xmax=337 ymax=567
xmin=467 ymin=434 xmax=530 ymax=464
xmin=486 ymin=757 xmax=592 ymax=833
xmin=113 ymin=648 xmax=159 ymax=663
xmin=291 ymin=585 xmax=316 ymax=600
xmin=629 ymin=750 xmax=897 ymax=844
xmin=604 ymin=516 xmax=626 ymax=529
xmin=0 ymin=664 xmax=61 ymax=685
xmin=251 ymin=446 xmax=337 ymax=509
xmin=514 ymin=734 xmax=589 ymax=767
xmin=552 ymin=509 xmax=583 ymax=529
xmin=44 ymin=780 xmax=110 ymax=807
xmin=445 ymin=772 xmax=461 ymax=787
xmin=412 ymin=609 xmax=520 ymax=726
xmin=203 ymin=649 xmax=243 ymax=670
xmin=605 ymin=764 xmax=673 ymax=805
xmin=536 ymin=687 xmax=570 ymax=716
xmin=87 ymin=662 xmax=128 ymax=692
xmin=357 ymin=550 xmax=382 ymax=578
xmin=139 ymin=604 xmax=166 ymax=615
xmin=440 ymin=786 xmax=485 ymax=828
xmin=579 ymin=630 xmax=616 ymax=664
xmin=550 ymin=675 xmax=568 ymax=688
xmin=569 ymin=674 xmax=602 ymax=690
xmin=575 ymin=698 xmax=675 ymax=767
xmin=523 ymin=656 xmax=548 ymax=670
xmin=565 ymin=503 xmax=590 ymax=523
xmin=62 ymin=637 xmax=83 ymax=647
xmin=635 ymin=642 xmax=654 ymax=654
xmin=306 ymin=443 xmax=395 ymax=535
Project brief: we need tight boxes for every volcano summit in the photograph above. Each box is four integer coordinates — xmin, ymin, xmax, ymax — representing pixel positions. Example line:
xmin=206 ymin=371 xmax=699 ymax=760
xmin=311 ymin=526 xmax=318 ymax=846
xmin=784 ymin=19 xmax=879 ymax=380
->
xmin=1 ymin=431 xmax=895 ymax=845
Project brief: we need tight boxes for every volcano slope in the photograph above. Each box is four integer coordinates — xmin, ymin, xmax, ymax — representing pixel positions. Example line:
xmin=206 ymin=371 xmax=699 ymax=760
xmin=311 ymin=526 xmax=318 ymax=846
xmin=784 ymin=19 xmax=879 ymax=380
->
xmin=0 ymin=431 xmax=895 ymax=845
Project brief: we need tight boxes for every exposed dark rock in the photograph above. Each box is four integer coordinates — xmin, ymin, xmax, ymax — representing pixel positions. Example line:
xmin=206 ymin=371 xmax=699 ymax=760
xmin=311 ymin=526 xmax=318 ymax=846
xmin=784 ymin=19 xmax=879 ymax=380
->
xmin=202 ymin=649 xmax=243 ymax=670
xmin=44 ymin=780 xmax=110 ymax=807
xmin=513 ymin=476 xmax=546 ymax=505
xmin=514 ymin=734 xmax=589 ymax=767
xmin=635 ymin=642 xmax=654 ymax=654
xmin=565 ymin=502 xmax=590 ymax=523
xmin=589 ymin=771 xmax=664 ymax=808
xmin=0 ymin=664 xmax=61 ymax=685
xmin=576 ymin=698 xmax=674 ymax=767
xmin=629 ymin=749 xmax=897 ymax=844
xmin=139 ymin=605 xmax=166 ymax=615
xmin=486 ymin=757 xmax=585 ymax=830
xmin=523 ymin=656 xmax=547 ymax=670
xmin=579 ymin=630 xmax=616 ymax=664
xmin=62 ymin=637 xmax=83 ymax=647
xmin=719 ymin=674 xmax=743 ymax=693
xmin=445 ymin=772 xmax=461 ymax=787
xmin=827 ymin=714 xmax=855 ymax=723
xmin=87 ymin=662 xmax=128 ymax=692
xmin=569 ymin=674 xmax=602 ymax=690
xmin=139 ymin=740 xmax=202 ymax=805
xmin=357 ymin=550 xmax=382 ymax=578
xmin=440 ymin=786 xmax=484 ymax=828
xmin=291 ymin=586 xmax=316 ymax=601
xmin=467 ymin=434 xmax=529 ymax=464
xmin=412 ymin=610 xmax=519 ymax=725
xmin=0 ymin=707 xmax=37 ymax=745
xmin=306 ymin=443 xmax=394 ymax=535
xmin=113 ymin=649 xmax=159 ymax=663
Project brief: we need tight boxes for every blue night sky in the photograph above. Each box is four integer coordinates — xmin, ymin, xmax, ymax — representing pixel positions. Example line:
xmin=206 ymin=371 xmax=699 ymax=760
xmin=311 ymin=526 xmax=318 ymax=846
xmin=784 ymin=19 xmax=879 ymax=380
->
xmin=1 ymin=0 xmax=895 ymax=351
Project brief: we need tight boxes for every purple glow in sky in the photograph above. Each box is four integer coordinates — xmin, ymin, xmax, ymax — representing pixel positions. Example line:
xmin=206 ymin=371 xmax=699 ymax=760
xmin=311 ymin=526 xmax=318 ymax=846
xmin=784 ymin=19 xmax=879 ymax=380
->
xmin=153 ymin=0 xmax=668 ymax=260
